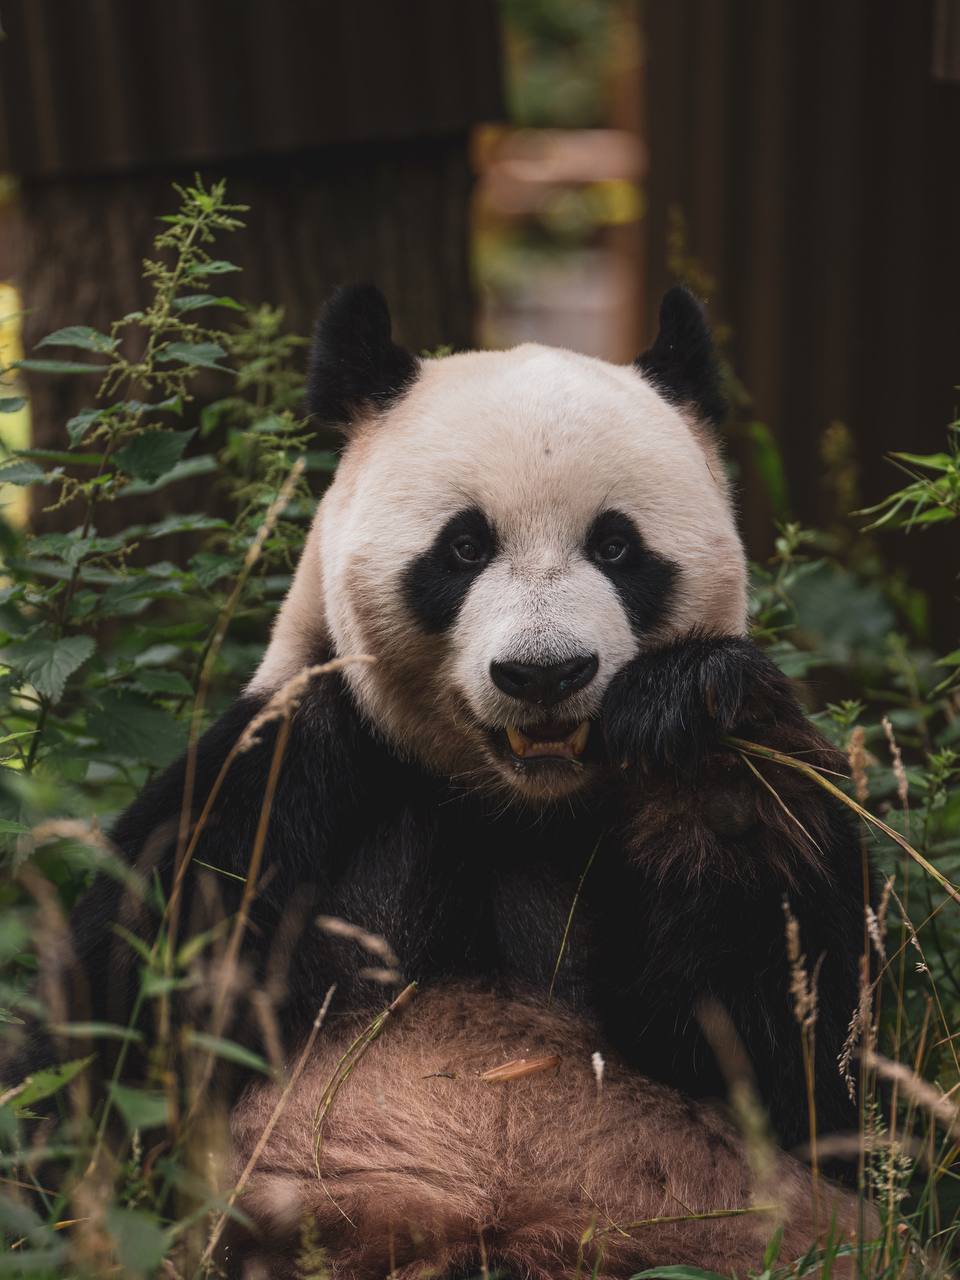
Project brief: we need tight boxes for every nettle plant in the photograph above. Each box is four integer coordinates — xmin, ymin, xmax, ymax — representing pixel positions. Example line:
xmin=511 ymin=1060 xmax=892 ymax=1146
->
xmin=0 ymin=180 xmax=328 ymax=1277
xmin=0 ymin=179 xmax=319 ymax=822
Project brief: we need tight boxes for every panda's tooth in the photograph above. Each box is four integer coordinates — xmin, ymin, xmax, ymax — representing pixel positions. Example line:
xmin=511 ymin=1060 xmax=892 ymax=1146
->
xmin=506 ymin=727 xmax=528 ymax=757
xmin=570 ymin=722 xmax=590 ymax=756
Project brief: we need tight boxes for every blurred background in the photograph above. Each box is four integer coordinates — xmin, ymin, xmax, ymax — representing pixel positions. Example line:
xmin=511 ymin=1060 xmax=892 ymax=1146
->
xmin=0 ymin=0 xmax=958 ymax=642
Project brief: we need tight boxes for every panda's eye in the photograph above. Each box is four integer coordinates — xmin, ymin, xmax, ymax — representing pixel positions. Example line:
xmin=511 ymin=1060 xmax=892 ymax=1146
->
xmin=451 ymin=535 xmax=486 ymax=565
xmin=596 ymin=536 xmax=629 ymax=564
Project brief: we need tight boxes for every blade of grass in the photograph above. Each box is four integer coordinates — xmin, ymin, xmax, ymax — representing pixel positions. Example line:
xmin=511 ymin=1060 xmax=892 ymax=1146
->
xmin=726 ymin=737 xmax=960 ymax=906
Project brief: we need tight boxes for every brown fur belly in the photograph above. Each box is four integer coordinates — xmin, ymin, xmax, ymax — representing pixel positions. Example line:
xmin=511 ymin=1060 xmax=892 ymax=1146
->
xmin=224 ymin=987 xmax=865 ymax=1279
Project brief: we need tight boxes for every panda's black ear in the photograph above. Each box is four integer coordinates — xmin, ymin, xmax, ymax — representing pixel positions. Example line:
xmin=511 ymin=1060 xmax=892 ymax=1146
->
xmin=635 ymin=286 xmax=726 ymax=427
xmin=307 ymin=284 xmax=419 ymax=430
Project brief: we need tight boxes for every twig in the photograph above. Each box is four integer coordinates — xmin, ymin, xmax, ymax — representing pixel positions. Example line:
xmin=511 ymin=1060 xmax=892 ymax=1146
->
xmin=312 ymin=983 xmax=417 ymax=1174
xmin=548 ymin=837 xmax=602 ymax=1003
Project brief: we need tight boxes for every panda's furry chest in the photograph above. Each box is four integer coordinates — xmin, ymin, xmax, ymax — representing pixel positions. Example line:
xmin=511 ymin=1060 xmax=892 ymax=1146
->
xmin=325 ymin=766 xmax=609 ymax=1008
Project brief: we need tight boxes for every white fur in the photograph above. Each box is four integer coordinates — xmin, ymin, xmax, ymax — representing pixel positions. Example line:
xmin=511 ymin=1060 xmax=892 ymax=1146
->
xmin=250 ymin=343 xmax=748 ymax=791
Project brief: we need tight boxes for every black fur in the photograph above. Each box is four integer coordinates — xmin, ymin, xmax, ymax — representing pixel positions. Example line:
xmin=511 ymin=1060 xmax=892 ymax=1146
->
xmin=307 ymin=283 xmax=418 ymax=428
xmin=636 ymin=286 xmax=726 ymax=427
xmin=10 ymin=646 xmax=866 ymax=1160
xmin=403 ymin=506 xmax=497 ymax=633
xmin=586 ymin=509 xmax=678 ymax=637
xmin=602 ymin=633 xmax=790 ymax=776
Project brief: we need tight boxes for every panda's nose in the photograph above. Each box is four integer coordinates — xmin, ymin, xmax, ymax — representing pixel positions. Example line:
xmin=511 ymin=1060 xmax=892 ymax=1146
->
xmin=489 ymin=654 xmax=599 ymax=706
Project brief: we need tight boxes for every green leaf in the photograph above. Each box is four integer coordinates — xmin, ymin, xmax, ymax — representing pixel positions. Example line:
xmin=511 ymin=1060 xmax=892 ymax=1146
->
xmin=14 ymin=358 xmax=103 ymax=375
xmin=65 ymin=407 xmax=102 ymax=446
xmin=250 ymin=413 xmax=291 ymax=435
xmin=114 ymin=429 xmax=195 ymax=482
xmin=0 ymin=1194 xmax=45 ymax=1244
xmin=51 ymin=1022 xmax=144 ymax=1043
xmin=172 ymin=292 xmax=243 ymax=313
xmin=762 ymin=1224 xmax=783 ymax=1267
xmin=134 ymin=669 xmax=194 ymax=697
xmin=183 ymin=1031 xmax=272 ymax=1075
xmin=0 ymin=396 xmax=26 ymax=414
xmin=0 ymin=916 xmax=32 ymax=964
xmin=745 ymin=420 xmax=790 ymax=519
xmin=104 ymin=1206 xmax=170 ymax=1274
xmin=87 ymin=693 xmax=186 ymax=768
xmin=889 ymin=450 xmax=954 ymax=470
xmin=140 ymin=972 xmax=192 ymax=998
xmin=98 ymin=576 xmax=182 ymax=618
xmin=133 ymin=642 xmax=183 ymax=666
xmin=156 ymin=341 xmax=228 ymax=371
xmin=18 ymin=447 xmax=105 ymax=466
xmin=11 ymin=635 xmax=96 ymax=703
xmin=189 ymin=551 xmax=236 ymax=588
xmin=119 ymin=454 xmax=217 ymax=495
xmin=11 ymin=1055 xmax=95 ymax=1110
xmin=108 ymin=1083 xmax=169 ymax=1130
xmin=0 ymin=820 xmax=28 ymax=835
xmin=185 ymin=258 xmax=240 ymax=277
xmin=909 ymin=506 xmax=954 ymax=525
xmin=36 ymin=325 xmax=119 ymax=354
xmin=29 ymin=531 xmax=127 ymax=569
xmin=0 ymin=460 xmax=49 ymax=486
xmin=136 ymin=512 xmax=229 ymax=539
xmin=305 ymin=449 xmax=339 ymax=473
xmin=0 ymin=1248 xmax=68 ymax=1274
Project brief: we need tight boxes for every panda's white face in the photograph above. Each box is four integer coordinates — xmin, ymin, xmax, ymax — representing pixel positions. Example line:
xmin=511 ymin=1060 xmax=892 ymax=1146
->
xmin=253 ymin=340 xmax=748 ymax=803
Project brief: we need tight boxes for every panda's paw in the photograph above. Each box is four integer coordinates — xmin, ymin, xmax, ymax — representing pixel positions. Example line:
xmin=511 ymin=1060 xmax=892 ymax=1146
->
xmin=601 ymin=634 xmax=792 ymax=778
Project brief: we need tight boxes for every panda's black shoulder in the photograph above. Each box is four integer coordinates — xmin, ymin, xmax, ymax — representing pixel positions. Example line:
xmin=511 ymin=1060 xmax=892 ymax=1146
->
xmin=110 ymin=670 xmax=372 ymax=868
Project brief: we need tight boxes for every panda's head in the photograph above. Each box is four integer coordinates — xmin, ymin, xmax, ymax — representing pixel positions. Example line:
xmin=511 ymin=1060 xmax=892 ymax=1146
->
xmin=250 ymin=285 xmax=747 ymax=802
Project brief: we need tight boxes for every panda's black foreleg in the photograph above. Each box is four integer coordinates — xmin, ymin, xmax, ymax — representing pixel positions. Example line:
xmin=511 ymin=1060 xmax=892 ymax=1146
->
xmin=3 ymin=680 xmax=386 ymax=1084
xmin=598 ymin=634 xmax=869 ymax=1159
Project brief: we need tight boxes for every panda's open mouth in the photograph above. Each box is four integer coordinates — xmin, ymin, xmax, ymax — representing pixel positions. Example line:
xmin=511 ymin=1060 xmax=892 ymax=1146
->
xmin=503 ymin=720 xmax=590 ymax=764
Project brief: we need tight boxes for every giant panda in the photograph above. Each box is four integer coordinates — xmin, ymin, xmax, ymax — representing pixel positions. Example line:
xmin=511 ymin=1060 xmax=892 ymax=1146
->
xmin=17 ymin=285 xmax=870 ymax=1276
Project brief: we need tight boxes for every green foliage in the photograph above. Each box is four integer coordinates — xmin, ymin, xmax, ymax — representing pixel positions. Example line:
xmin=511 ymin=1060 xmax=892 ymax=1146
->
xmin=858 ymin=422 xmax=960 ymax=532
xmin=0 ymin=178 xmax=324 ymax=1277
xmin=0 ymin=178 xmax=314 ymax=811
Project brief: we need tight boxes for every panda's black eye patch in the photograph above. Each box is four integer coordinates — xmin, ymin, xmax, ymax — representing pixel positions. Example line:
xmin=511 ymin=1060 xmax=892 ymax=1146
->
xmin=404 ymin=507 xmax=496 ymax=633
xmin=586 ymin=509 xmax=678 ymax=636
